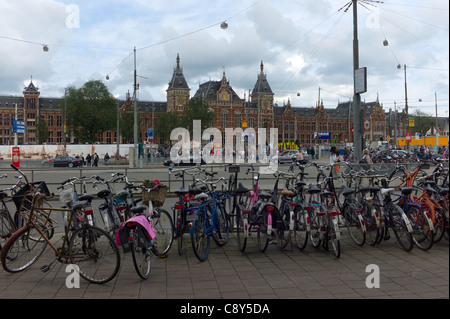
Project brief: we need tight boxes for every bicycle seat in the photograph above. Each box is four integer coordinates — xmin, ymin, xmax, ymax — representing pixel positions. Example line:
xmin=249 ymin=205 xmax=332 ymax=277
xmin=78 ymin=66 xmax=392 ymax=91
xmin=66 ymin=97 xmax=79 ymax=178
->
xmin=296 ymin=180 xmax=307 ymax=187
xmin=232 ymin=183 xmax=249 ymax=195
xmin=188 ymin=186 xmax=202 ymax=195
xmin=358 ymin=186 xmax=380 ymax=194
xmin=175 ymin=189 xmax=188 ymax=196
xmin=0 ymin=191 xmax=7 ymax=200
xmin=342 ymin=186 xmax=355 ymax=196
xmin=307 ymin=185 xmax=321 ymax=194
xmin=258 ymin=191 xmax=272 ymax=199
xmin=194 ymin=193 xmax=209 ymax=201
xmin=79 ymin=194 xmax=94 ymax=202
xmin=72 ymin=200 xmax=88 ymax=212
xmin=381 ymin=188 xmax=395 ymax=196
xmin=281 ymin=188 xmax=296 ymax=197
xmin=424 ymin=185 xmax=438 ymax=194
xmin=423 ymin=180 xmax=436 ymax=187
xmin=97 ymin=189 xmax=111 ymax=198
xmin=400 ymin=187 xmax=414 ymax=195
xmin=438 ymin=187 xmax=449 ymax=195
xmin=321 ymin=190 xmax=334 ymax=197
xmin=130 ymin=205 xmax=146 ymax=215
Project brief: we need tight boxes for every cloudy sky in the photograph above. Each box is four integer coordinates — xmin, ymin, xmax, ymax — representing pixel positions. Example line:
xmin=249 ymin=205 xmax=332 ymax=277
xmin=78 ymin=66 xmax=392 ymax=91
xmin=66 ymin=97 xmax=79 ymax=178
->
xmin=0 ymin=0 xmax=448 ymax=117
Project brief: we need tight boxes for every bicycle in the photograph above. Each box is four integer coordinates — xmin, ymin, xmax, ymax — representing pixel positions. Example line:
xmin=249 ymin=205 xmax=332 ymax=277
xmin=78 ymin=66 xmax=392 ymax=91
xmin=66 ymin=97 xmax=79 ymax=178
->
xmin=305 ymin=182 xmax=341 ymax=258
xmin=93 ymin=172 xmax=127 ymax=235
xmin=1 ymin=164 xmax=120 ymax=284
xmin=187 ymin=176 xmax=231 ymax=261
xmin=170 ymin=166 xmax=205 ymax=255
xmin=1 ymin=174 xmax=25 ymax=250
xmin=141 ymin=182 xmax=174 ymax=257
xmin=57 ymin=175 xmax=100 ymax=230
xmin=236 ymin=169 xmax=280 ymax=253
xmin=277 ymin=170 xmax=310 ymax=250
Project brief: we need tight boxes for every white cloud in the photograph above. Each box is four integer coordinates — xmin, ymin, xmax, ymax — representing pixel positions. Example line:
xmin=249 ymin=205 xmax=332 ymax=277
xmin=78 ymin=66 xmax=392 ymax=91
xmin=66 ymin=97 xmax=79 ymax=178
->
xmin=0 ymin=0 xmax=448 ymax=116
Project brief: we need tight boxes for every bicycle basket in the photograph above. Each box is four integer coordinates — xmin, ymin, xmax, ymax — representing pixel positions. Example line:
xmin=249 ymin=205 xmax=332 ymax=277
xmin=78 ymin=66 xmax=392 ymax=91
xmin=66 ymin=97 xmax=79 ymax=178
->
xmin=143 ymin=185 xmax=168 ymax=207
xmin=12 ymin=181 xmax=50 ymax=210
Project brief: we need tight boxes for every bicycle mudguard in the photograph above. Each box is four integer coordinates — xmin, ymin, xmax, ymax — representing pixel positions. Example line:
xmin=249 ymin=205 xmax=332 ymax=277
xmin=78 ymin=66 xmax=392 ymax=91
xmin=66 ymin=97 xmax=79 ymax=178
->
xmin=116 ymin=215 xmax=156 ymax=249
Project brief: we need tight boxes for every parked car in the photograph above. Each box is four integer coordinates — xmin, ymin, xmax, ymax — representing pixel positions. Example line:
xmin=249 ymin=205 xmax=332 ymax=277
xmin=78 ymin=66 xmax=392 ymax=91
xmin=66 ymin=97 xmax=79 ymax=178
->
xmin=164 ymin=155 xmax=206 ymax=166
xmin=52 ymin=156 xmax=82 ymax=167
xmin=277 ymin=150 xmax=309 ymax=164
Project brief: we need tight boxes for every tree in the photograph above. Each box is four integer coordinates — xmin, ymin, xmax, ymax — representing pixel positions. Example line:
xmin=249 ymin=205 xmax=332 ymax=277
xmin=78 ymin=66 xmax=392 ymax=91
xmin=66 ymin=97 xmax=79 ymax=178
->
xmin=410 ymin=110 xmax=433 ymax=137
xmin=155 ymin=112 xmax=181 ymax=146
xmin=36 ymin=117 xmax=49 ymax=144
xmin=63 ymin=80 xmax=117 ymax=143
xmin=180 ymin=97 xmax=215 ymax=136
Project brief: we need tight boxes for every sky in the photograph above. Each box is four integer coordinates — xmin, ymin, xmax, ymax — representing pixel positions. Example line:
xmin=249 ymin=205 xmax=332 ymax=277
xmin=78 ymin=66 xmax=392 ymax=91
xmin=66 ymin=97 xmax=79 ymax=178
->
xmin=0 ymin=0 xmax=448 ymax=118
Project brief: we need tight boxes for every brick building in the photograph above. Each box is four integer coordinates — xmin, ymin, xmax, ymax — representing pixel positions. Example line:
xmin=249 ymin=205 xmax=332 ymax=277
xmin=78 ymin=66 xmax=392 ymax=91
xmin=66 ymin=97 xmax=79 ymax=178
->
xmin=0 ymin=55 xmax=391 ymax=148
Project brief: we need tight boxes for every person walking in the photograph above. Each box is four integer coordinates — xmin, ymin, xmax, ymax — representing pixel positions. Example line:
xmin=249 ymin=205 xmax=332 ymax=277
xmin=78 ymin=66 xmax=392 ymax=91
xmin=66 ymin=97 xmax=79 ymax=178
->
xmin=104 ymin=153 xmax=110 ymax=166
xmin=86 ymin=153 xmax=91 ymax=167
xmin=93 ymin=153 xmax=99 ymax=167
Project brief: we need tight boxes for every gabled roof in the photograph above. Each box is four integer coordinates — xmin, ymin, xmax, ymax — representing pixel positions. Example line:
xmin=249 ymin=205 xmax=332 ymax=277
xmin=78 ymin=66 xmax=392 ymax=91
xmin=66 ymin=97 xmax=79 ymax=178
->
xmin=252 ymin=61 xmax=273 ymax=95
xmin=167 ymin=54 xmax=190 ymax=91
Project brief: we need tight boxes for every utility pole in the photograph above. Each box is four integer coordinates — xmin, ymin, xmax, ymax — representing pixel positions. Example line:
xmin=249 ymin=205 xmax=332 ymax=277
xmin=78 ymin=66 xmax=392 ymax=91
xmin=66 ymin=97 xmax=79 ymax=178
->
xmin=352 ymin=0 xmax=363 ymax=161
xmin=435 ymin=92 xmax=439 ymax=149
xmin=133 ymin=46 xmax=138 ymax=167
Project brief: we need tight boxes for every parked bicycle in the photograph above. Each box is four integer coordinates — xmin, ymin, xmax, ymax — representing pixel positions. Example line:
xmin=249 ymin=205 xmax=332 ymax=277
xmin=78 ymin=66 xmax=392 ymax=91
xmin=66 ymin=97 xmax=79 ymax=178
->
xmin=1 ymin=164 xmax=121 ymax=284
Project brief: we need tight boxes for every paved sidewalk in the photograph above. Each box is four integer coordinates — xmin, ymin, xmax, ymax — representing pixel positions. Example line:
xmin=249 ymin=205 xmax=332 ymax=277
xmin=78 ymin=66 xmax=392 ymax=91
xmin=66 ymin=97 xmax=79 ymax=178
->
xmin=0 ymin=231 xmax=448 ymax=300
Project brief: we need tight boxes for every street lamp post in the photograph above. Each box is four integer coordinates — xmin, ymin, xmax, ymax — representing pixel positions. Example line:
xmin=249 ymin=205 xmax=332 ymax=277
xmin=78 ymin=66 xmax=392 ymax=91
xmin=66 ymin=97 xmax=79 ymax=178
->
xmin=352 ymin=0 xmax=363 ymax=161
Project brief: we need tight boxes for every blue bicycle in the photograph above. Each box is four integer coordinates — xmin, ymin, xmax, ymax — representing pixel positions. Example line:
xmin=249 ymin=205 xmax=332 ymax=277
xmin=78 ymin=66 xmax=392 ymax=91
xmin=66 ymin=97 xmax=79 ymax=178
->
xmin=188 ymin=176 xmax=230 ymax=262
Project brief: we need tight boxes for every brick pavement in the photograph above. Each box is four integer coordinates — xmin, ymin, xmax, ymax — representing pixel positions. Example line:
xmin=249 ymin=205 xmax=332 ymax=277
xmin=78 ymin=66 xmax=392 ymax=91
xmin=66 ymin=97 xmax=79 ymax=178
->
xmin=0 ymin=231 xmax=448 ymax=300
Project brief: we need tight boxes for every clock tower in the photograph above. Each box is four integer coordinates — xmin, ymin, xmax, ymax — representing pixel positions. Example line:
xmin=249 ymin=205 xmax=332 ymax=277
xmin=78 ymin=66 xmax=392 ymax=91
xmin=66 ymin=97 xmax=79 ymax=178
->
xmin=166 ymin=54 xmax=190 ymax=112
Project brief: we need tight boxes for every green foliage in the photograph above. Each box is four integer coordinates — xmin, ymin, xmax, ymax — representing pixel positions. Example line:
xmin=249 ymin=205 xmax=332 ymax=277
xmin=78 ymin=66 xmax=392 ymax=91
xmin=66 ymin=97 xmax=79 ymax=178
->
xmin=63 ymin=80 xmax=117 ymax=143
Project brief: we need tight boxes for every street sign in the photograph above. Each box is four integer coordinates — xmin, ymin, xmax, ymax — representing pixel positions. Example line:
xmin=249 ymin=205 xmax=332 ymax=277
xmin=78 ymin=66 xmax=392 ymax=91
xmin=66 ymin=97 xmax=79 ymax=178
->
xmin=12 ymin=146 xmax=20 ymax=168
xmin=354 ymin=67 xmax=367 ymax=94
xmin=12 ymin=120 xmax=25 ymax=134
xmin=386 ymin=135 xmax=391 ymax=142
xmin=405 ymin=133 xmax=412 ymax=143
xmin=415 ymin=132 xmax=421 ymax=140
xmin=409 ymin=117 xmax=415 ymax=127
xmin=318 ymin=132 xmax=331 ymax=140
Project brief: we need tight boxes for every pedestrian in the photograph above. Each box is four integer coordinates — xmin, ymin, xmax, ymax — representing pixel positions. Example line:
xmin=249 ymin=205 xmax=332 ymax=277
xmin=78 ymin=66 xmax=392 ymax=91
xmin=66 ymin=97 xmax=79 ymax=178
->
xmin=360 ymin=149 xmax=372 ymax=170
xmin=104 ymin=153 xmax=110 ymax=166
xmin=310 ymin=147 xmax=315 ymax=160
xmin=330 ymin=146 xmax=340 ymax=166
xmin=93 ymin=153 xmax=99 ymax=167
xmin=86 ymin=153 xmax=91 ymax=167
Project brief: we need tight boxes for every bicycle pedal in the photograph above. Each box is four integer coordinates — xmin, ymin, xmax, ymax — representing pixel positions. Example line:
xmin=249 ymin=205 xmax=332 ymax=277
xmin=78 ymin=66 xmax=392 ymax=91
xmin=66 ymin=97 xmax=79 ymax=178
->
xmin=40 ymin=265 xmax=51 ymax=273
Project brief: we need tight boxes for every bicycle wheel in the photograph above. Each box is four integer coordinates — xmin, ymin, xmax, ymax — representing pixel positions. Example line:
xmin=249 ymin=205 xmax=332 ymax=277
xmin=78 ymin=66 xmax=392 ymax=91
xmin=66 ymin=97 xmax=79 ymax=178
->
xmin=152 ymin=208 xmax=174 ymax=257
xmin=131 ymin=227 xmax=152 ymax=279
xmin=388 ymin=167 xmax=407 ymax=188
xmin=388 ymin=204 xmax=413 ymax=252
xmin=327 ymin=218 xmax=341 ymax=258
xmin=276 ymin=206 xmax=292 ymax=249
xmin=293 ymin=206 xmax=309 ymax=250
xmin=235 ymin=207 xmax=247 ymax=252
xmin=1 ymin=224 xmax=48 ymax=273
xmin=0 ymin=211 xmax=16 ymax=249
xmin=407 ymin=205 xmax=434 ymax=251
xmin=362 ymin=202 xmax=381 ymax=246
xmin=174 ymin=208 xmax=185 ymax=255
xmin=256 ymin=210 xmax=270 ymax=252
xmin=69 ymin=225 xmax=120 ymax=284
xmin=309 ymin=207 xmax=322 ymax=249
xmin=190 ymin=211 xmax=210 ymax=262
xmin=213 ymin=203 xmax=229 ymax=246
xmin=342 ymin=204 xmax=365 ymax=246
